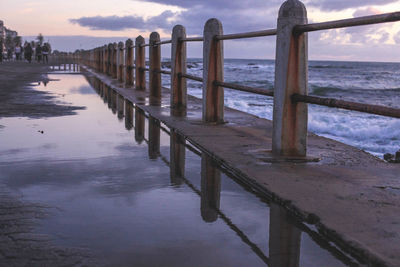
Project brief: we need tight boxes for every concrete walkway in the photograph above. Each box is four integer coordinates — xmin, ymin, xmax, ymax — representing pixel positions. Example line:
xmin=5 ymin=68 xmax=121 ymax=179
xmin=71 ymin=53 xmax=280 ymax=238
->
xmin=85 ymin=67 xmax=400 ymax=267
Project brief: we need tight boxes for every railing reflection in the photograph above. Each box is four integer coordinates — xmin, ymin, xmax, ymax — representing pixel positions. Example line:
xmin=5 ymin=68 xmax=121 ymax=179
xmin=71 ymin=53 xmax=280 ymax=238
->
xmin=111 ymin=90 xmax=117 ymax=114
xmin=135 ymin=106 xmax=145 ymax=144
xmin=170 ymin=130 xmax=185 ymax=185
xmin=269 ymin=203 xmax=301 ymax=267
xmin=125 ymin=100 xmax=134 ymax=130
xmin=117 ymin=94 xmax=124 ymax=120
xmin=201 ymin=154 xmax=221 ymax=222
xmin=86 ymin=76 xmax=359 ymax=267
xmin=148 ymin=115 xmax=160 ymax=159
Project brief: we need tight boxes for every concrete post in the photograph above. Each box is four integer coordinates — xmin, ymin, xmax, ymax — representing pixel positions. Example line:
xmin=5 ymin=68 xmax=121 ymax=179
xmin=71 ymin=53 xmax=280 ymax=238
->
xmin=102 ymin=45 xmax=107 ymax=73
xmin=125 ymin=39 xmax=134 ymax=87
xmin=171 ymin=25 xmax=187 ymax=112
xmin=107 ymin=43 xmax=113 ymax=76
xmin=269 ymin=203 xmax=301 ymax=267
xmin=135 ymin=36 xmax=145 ymax=90
xmin=272 ymin=0 xmax=308 ymax=157
xmin=117 ymin=42 xmax=124 ymax=82
xmin=148 ymin=116 xmax=160 ymax=159
xmin=170 ymin=130 xmax=185 ymax=185
xmin=112 ymin=43 xmax=118 ymax=79
xmin=201 ymin=153 xmax=221 ymax=222
xmin=149 ymin=32 xmax=161 ymax=100
xmin=135 ymin=106 xmax=145 ymax=143
xmin=203 ymin=19 xmax=224 ymax=123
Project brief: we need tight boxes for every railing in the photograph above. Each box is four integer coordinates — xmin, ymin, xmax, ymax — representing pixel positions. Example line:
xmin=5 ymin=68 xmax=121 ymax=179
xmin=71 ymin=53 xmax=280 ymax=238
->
xmin=70 ymin=0 xmax=400 ymax=159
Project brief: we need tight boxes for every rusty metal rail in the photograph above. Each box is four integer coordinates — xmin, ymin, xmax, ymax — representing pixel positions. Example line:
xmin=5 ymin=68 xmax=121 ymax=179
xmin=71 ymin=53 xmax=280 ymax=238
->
xmin=155 ymin=40 xmax=172 ymax=45
xmin=179 ymin=73 xmax=204 ymax=82
xmin=180 ymin=37 xmax=204 ymax=42
xmin=214 ymin=81 xmax=274 ymax=96
xmin=154 ymin=69 xmax=172 ymax=75
xmin=215 ymin=29 xmax=277 ymax=41
xmin=292 ymin=94 xmax=400 ymax=118
xmin=294 ymin=12 xmax=400 ymax=34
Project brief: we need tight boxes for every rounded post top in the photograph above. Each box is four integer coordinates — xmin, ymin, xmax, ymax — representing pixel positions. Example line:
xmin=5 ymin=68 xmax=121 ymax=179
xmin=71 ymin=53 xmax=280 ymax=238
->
xmin=118 ymin=41 xmax=124 ymax=49
xmin=150 ymin=32 xmax=160 ymax=44
xmin=172 ymin=25 xmax=186 ymax=39
xmin=204 ymin=18 xmax=223 ymax=35
xmin=125 ymin=39 xmax=133 ymax=46
xmin=108 ymin=43 xmax=113 ymax=49
xmin=279 ymin=0 xmax=307 ymax=19
xmin=136 ymin=35 xmax=144 ymax=43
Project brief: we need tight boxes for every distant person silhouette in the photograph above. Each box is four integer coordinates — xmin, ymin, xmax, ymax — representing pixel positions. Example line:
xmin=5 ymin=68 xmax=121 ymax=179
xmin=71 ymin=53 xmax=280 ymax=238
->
xmin=36 ymin=44 xmax=42 ymax=63
xmin=25 ymin=43 xmax=33 ymax=63
xmin=42 ymin=43 xmax=49 ymax=64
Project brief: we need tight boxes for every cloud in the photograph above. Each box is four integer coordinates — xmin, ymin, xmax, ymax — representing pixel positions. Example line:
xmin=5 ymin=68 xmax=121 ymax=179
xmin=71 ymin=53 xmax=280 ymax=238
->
xmin=69 ymin=11 xmax=176 ymax=31
xmin=306 ymin=0 xmax=397 ymax=11
xmin=353 ymin=7 xmax=382 ymax=17
xmin=69 ymin=2 xmax=279 ymax=34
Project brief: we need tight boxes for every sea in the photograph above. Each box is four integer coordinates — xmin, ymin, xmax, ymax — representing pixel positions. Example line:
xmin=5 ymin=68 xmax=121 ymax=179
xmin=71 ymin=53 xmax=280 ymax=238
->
xmin=161 ymin=59 xmax=400 ymax=158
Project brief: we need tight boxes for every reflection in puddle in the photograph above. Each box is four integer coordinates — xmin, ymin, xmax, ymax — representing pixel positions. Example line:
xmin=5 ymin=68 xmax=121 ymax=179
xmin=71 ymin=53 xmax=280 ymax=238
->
xmin=0 ymin=74 xmax=362 ymax=266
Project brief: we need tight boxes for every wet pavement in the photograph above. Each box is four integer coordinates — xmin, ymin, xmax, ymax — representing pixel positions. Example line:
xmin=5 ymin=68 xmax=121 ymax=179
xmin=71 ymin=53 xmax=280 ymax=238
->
xmin=0 ymin=71 xmax=363 ymax=266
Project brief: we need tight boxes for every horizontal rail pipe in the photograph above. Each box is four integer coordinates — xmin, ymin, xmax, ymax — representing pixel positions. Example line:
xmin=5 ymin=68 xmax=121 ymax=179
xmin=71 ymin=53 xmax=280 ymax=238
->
xmin=179 ymin=73 xmax=204 ymax=83
xmin=292 ymin=94 xmax=400 ymax=119
xmin=154 ymin=69 xmax=172 ymax=75
xmin=155 ymin=40 xmax=172 ymax=45
xmin=215 ymin=29 xmax=277 ymax=41
xmin=180 ymin=37 xmax=204 ymax=42
xmin=213 ymin=81 xmax=274 ymax=96
xmin=294 ymin=11 xmax=400 ymax=34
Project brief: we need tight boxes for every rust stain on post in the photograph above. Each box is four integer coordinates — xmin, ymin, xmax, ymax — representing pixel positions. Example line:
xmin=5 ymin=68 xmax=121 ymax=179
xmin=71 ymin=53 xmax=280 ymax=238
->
xmin=117 ymin=41 xmax=124 ymax=82
xmin=272 ymin=0 xmax=308 ymax=157
xmin=171 ymin=25 xmax=187 ymax=113
xmin=149 ymin=32 xmax=161 ymax=101
xmin=203 ymin=18 xmax=224 ymax=123
xmin=135 ymin=36 xmax=146 ymax=91
xmin=125 ymin=39 xmax=134 ymax=86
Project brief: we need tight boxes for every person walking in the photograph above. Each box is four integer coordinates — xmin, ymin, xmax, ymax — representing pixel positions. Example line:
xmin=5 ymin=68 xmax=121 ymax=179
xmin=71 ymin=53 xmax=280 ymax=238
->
xmin=42 ymin=43 xmax=49 ymax=64
xmin=25 ymin=43 xmax=33 ymax=63
xmin=36 ymin=44 xmax=42 ymax=63
xmin=15 ymin=45 xmax=21 ymax=61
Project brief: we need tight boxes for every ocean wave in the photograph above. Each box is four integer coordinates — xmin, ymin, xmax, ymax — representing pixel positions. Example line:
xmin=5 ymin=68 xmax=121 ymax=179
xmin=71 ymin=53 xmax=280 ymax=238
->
xmin=310 ymin=65 xmax=354 ymax=69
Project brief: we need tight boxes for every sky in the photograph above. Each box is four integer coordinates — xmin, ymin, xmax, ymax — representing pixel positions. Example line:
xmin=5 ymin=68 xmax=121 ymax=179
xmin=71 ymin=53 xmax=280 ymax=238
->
xmin=2 ymin=0 xmax=400 ymax=61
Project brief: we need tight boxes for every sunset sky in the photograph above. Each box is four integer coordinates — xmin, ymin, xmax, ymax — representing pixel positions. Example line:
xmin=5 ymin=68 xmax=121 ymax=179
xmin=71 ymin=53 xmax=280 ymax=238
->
xmin=3 ymin=0 xmax=400 ymax=61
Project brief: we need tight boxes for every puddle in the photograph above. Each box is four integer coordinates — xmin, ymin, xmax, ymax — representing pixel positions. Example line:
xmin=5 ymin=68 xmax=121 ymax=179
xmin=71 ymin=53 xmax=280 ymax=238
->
xmin=0 ymin=73 xmax=362 ymax=266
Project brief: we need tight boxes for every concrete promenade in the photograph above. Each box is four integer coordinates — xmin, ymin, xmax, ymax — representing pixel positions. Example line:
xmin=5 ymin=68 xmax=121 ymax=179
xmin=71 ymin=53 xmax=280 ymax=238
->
xmin=84 ymin=66 xmax=400 ymax=267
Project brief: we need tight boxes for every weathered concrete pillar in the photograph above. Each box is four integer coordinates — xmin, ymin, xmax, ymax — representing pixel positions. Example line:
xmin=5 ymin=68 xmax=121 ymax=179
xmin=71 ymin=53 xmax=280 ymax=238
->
xmin=272 ymin=0 xmax=308 ymax=157
xmin=125 ymin=39 xmax=134 ymax=87
xmin=102 ymin=45 xmax=107 ymax=73
xmin=135 ymin=36 xmax=146 ymax=90
xmin=125 ymin=100 xmax=133 ymax=130
xmin=117 ymin=41 xmax=124 ymax=82
xmin=149 ymin=32 xmax=161 ymax=101
xmin=201 ymin=153 xmax=221 ymax=222
xmin=148 ymin=116 xmax=160 ymax=159
xmin=135 ymin=106 xmax=145 ymax=143
xmin=112 ymin=43 xmax=118 ymax=79
xmin=107 ymin=43 xmax=113 ymax=76
xmin=111 ymin=90 xmax=117 ymax=114
xmin=171 ymin=25 xmax=187 ymax=112
xmin=170 ymin=130 xmax=185 ymax=185
xmin=269 ymin=203 xmax=301 ymax=267
xmin=203 ymin=19 xmax=224 ymax=123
